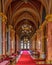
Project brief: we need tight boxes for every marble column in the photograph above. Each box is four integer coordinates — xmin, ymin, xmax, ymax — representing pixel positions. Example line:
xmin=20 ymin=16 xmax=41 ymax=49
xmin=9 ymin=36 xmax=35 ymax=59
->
xmin=31 ymin=33 xmax=37 ymax=51
xmin=36 ymin=30 xmax=41 ymax=52
xmin=0 ymin=13 xmax=7 ymax=55
xmin=6 ymin=26 xmax=11 ymax=55
xmin=9 ymin=25 xmax=15 ymax=54
xmin=35 ymin=26 xmax=46 ymax=59
xmin=2 ymin=13 xmax=7 ymax=55
xmin=11 ymin=29 xmax=15 ymax=54
xmin=46 ymin=15 xmax=52 ymax=63
xmin=15 ymin=34 xmax=19 ymax=52
xmin=32 ymin=39 xmax=35 ymax=51
xmin=0 ymin=13 xmax=2 ymax=55
xmin=39 ymin=27 xmax=45 ymax=59
xmin=31 ymin=35 xmax=36 ymax=51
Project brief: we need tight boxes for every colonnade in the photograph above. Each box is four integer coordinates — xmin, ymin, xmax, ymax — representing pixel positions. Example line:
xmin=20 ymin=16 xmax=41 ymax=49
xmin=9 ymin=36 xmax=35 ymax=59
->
xmin=31 ymin=14 xmax=52 ymax=63
xmin=0 ymin=13 xmax=19 ymax=56
xmin=0 ymin=11 xmax=52 ymax=64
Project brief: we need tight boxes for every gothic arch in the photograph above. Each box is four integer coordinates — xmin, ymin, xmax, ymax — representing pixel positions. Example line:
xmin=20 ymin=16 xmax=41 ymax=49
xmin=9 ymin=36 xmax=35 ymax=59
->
xmin=12 ymin=7 xmax=41 ymax=23
xmin=14 ymin=12 xmax=38 ymax=29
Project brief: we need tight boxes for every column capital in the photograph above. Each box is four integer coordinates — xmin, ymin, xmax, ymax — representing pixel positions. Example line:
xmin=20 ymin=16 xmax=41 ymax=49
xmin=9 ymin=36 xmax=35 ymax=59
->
xmin=9 ymin=25 xmax=13 ymax=29
xmin=46 ymin=14 xmax=52 ymax=22
xmin=9 ymin=25 xmax=15 ymax=32
xmin=0 ymin=12 xmax=7 ymax=23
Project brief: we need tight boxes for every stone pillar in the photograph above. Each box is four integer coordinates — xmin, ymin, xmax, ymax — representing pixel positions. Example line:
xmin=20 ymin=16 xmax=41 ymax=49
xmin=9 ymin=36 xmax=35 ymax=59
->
xmin=15 ymin=34 xmax=19 ymax=52
xmin=0 ymin=13 xmax=7 ymax=55
xmin=39 ymin=27 xmax=45 ymax=59
xmin=9 ymin=25 xmax=15 ymax=54
xmin=6 ymin=26 xmax=11 ymax=55
xmin=11 ymin=29 xmax=15 ymax=54
xmin=36 ymin=30 xmax=42 ymax=59
xmin=36 ymin=26 xmax=46 ymax=59
xmin=46 ymin=15 xmax=52 ymax=63
xmin=2 ymin=14 xmax=7 ymax=55
xmin=31 ymin=38 xmax=35 ymax=51
xmin=31 ymin=33 xmax=37 ymax=51
xmin=36 ymin=30 xmax=41 ymax=52
xmin=0 ymin=13 xmax=3 ymax=55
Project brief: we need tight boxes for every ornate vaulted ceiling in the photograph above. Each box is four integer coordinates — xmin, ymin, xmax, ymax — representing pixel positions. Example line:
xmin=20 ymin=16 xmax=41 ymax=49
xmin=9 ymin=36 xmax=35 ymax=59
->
xmin=4 ymin=0 xmax=48 ymax=39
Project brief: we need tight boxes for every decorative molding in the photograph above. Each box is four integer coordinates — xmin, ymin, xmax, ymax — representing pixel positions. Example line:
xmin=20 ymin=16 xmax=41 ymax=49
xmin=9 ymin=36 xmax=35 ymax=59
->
xmin=46 ymin=14 xmax=52 ymax=22
xmin=0 ymin=12 xmax=7 ymax=23
xmin=9 ymin=25 xmax=13 ymax=29
xmin=9 ymin=25 xmax=15 ymax=33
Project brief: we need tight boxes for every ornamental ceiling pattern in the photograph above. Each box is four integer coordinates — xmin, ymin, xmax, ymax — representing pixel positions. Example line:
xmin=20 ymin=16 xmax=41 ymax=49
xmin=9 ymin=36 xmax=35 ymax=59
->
xmin=3 ymin=0 xmax=49 ymax=39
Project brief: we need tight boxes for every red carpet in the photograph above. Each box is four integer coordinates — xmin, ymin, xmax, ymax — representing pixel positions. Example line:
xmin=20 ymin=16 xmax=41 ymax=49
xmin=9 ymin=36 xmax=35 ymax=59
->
xmin=16 ymin=50 xmax=36 ymax=65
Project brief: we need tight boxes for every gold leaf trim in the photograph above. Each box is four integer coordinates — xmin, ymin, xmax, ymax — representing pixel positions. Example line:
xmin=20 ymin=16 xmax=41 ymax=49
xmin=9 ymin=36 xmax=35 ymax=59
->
xmin=0 ymin=12 xmax=7 ymax=23
xmin=46 ymin=14 xmax=52 ymax=22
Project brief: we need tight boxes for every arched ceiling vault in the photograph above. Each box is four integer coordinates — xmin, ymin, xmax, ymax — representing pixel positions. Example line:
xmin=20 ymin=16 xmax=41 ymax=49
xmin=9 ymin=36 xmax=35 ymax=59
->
xmin=11 ymin=1 xmax=41 ymax=22
xmin=4 ymin=0 xmax=48 ymax=14
xmin=4 ymin=0 xmax=48 ymax=29
xmin=14 ymin=12 xmax=38 ymax=29
xmin=4 ymin=0 xmax=49 ymax=39
xmin=38 ymin=0 xmax=48 ymax=14
xmin=11 ymin=7 xmax=40 ymax=28
xmin=12 ymin=1 xmax=40 ymax=15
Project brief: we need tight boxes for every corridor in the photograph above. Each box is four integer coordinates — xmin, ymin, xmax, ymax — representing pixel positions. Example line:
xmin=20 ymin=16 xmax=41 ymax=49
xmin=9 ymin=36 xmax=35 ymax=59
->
xmin=16 ymin=50 xmax=36 ymax=65
xmin=0 ymin=0 xmax=52 ymax=65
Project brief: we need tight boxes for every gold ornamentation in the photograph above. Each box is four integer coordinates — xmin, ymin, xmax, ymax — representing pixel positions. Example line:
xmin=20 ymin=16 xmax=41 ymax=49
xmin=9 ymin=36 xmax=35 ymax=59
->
xmin=9 ymin=25 xmax=15 ymax=32
xmin=46 ymin=14 xmax=52 ymax=22
xmin=0 ymin=12 xmax=7 ymax=23
xmin=9 ymin=25 xmax=13 ymax=29
xmin=39 ymin=25 xmax=43 ymax=31
xmin=43 ymin=20 xmax=46 ymax=25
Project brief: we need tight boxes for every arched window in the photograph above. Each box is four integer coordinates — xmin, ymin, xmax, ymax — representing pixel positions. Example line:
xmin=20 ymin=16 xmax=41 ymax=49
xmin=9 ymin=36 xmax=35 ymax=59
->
xmin=21 ymin=41 xmax=23 ymax=49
